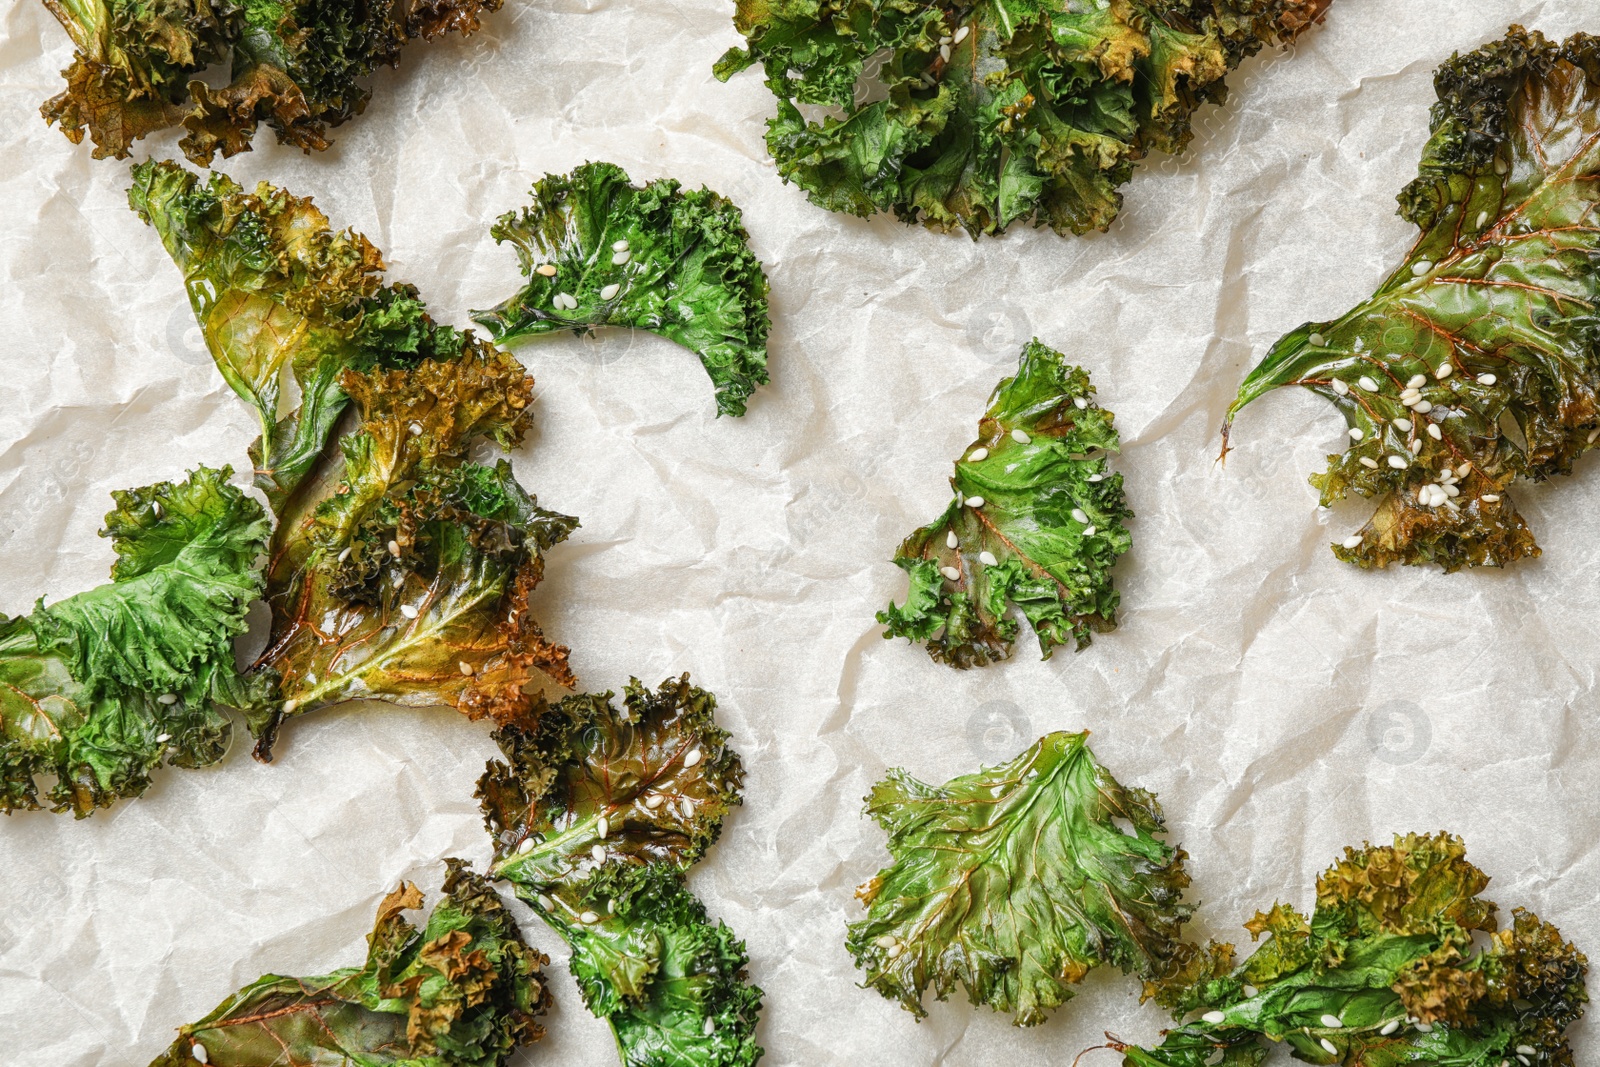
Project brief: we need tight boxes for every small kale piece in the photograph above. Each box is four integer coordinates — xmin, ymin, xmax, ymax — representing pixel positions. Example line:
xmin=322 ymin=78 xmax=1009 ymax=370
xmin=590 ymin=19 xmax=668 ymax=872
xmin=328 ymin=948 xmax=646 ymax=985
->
xmin=132 ymin=159 xmax=578 ymax=761
xmin=1122 ymin=832 xmax=1589 ymax=1067
xmin=42 ymin=0 xmax=502 ymax=163
xmin=146 ymin=860 xmax=552 ymax=1067
xmin=1224 ymin=28 xmax=1600 ymax=570
xmin=879 ymin=339 xmax=1131 ymax=668
xmin=477 ymin=676 xmax=764 ymax=1067
xmin=472 ymin=162 xmax=772 ymax=418
xmin=0 ymin=466 xmax=268 ymax=817
xmin=847 ymin=731 xmax=1196 ymax=1026
xmin=714 ymin=0 xmax=1332 ymax=236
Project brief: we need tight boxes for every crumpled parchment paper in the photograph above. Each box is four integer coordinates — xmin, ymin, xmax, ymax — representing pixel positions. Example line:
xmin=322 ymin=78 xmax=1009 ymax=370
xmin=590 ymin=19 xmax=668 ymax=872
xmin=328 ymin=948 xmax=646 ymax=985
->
xmin=3 ymin=0 xmax=1600 ymax=1063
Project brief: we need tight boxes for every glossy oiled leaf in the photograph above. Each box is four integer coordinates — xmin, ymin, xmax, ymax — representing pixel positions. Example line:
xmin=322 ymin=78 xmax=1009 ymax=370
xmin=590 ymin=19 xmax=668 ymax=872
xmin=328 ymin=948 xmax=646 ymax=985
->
xmin=1123 ymin=833 xmax=1590 ymax=1067
xmin=714 ymin=0 xmax=1331 ymax=236
xmin=472 ymin=162 xmax=772 ymax=417
xmin=879 ymin=340 xmax=1131 ymax=667
xmin=44 ymin=0 xmax=502 ymax=163
xmin=134 ymin=160 xmax=579 ymax=760
xmin=478 ymin=676 xmax=764 ymax=1066
xmin=1224 ymin=28 xmax=1600 ymax=570
xmin=847 ymin=731 xmax=1195 ymax=1026
xmin=148 ymin=861 xmax=552 ymax=1067
xmin=0 ymin=467 xmax=268 ymax=817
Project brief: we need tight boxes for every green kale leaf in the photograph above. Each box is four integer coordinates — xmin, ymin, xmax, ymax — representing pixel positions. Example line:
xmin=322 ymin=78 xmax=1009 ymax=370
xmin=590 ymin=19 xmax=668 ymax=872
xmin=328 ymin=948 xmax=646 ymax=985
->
xmin=132 ymin=159 xmax=579 ymax=762
xmin=714 ymin=0 xmax=1332 ymax=236
xmin=878 ymin=339 xmax=1131 ymax=668
xmin=0 ymin=466 xmax=269 ymax=817
xmin=477 ymin=676 xmax=764 ymax=1067
xmin=1122 ymin=832 xmax=1589 ymax=1067
xmin=1224 ymin=28 xmax=1600 ymax=571
xmin=472 ymin=162 xmax=772 ymax=418
xmin=146 ymin=860 xmax=552 ymax=1067
xmin=43 ymin=0 xmax=502 ymax=163
xmin=847 ymin=731 xmax=1196 ymax=1026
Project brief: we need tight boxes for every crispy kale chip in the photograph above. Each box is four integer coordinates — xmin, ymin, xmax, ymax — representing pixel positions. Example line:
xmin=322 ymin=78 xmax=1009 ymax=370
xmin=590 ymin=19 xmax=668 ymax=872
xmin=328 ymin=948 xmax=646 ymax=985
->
xmin=847 ymin=731 xmax=1196 ymax=1026
xmin=714 ymin=0 xmax=1332 ymax=236
xmin=879 ymin=340 xmax=1131 ymax=668
xmin=132 ymin=160 xmax=578 ymax=761
xmin=42 ymin=0 xmax=503 ymax=164
xmin=147 ymin=860 xmax=552 ymax=1067
xmin=1224 ymin=28 xmax=1600 ymax=571
xmin=472 ymin=162 xmax=772 ymax=418
xmin=1121 ymin=832 xmax=1590 ymax=1067
xmin=0 ymin=466 xmax=268 ymax=817
xmin=477 ymin=676 xmax=765 ymax=1067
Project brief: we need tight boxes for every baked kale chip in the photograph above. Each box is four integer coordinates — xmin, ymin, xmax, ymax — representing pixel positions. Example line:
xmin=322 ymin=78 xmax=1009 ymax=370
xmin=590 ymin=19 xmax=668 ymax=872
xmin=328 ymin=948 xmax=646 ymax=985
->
xmin=1224 ymin=28 xmax=1600 ymax=570
xmin=473 ymin=162 xmax=772 ymax=418
xmin=41 ymin=0 xmax=502 ymax=164
xmin=477 ymin=676 xmax=765 ymax=1067
xmin=1121 ymin=832 xmax=1589 ymax=1067
xmin=0 ymin=466 xmax=268 ymax=817
xmin=147 ymin=861 xmax=552 ymax=1067
xmin=879 ymin=340 xmax=1131 ymax=668
xmin=131 ymin=160 xmax=577 ymax=761
xmin=847 ymin=731 xmax=1196 ymax=1026
xmin=714 ymin=0 xmax=1332 ymax=236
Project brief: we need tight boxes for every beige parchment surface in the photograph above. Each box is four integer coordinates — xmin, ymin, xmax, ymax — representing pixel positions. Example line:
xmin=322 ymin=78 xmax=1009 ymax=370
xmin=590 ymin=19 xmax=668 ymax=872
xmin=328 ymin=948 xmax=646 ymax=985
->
xmin=2 ymin=0 xmax=1599 ymax=1063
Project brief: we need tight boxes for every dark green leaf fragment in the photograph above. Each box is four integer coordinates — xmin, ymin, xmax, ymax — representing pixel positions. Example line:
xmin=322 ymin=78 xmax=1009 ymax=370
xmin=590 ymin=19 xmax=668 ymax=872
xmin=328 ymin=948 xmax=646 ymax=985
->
xmin=0 ymin=466 xmax=268 ymax=818
xmin=146 ymin=860 xmax=552 ymax=1067
xmin=847 ymin=731 xmax=1196 ymax=1026
xmin=714 ymin=0 xmax=1332 ymax=236
xmin=472 ymin=162 xmax=772 ymax=418
xmin=879 ymin=339 xmax=1131 ymax=667
xmin=1122 ymin=832 xmax=1590 ymax=1067
xmin=1224 ymin=27 xmax=1600 ymax=571
xmin=478 ymin=676 xmax=764 ymax=1066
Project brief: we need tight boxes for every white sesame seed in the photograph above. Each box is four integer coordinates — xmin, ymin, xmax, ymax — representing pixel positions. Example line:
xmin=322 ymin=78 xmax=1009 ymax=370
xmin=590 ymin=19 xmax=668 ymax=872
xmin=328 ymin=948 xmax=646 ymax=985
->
xmin=1415 ymin=1022 xmax=1433 ymax=1033
xmin=1482 ymin=494 xmax=1500 ymax=502
xmin=1341 ymin=535 xmax=1363 ymax=549
xmin=612 ymin=250 xmax=631 ymax=265
xmin=1517 ymin=1057 xmax=1530 ymax=1066
xmin=1011 ymin=429 xmax=1031 ymax=444
xmin=399 ymin=604 xmax=419 ymax=619
xmin=646 ymin=793 xmax=664 ymax=809
xmin=1320 ymin=1014 xmax=1343 ymax=1029
xmin=1331 ymin=379 xmax=1349 ymax=396
xmin=1082 ymin=525 xmax=1096 ymax=537
xmin=965 ymin=496 xmax=985 ymax=508
xmin=1393 ymin=418 xmax=1413 ymax=431
xmin=952 ymin=25 xmax=969 ymax=43
xmin=875 ymin=934 xmax=897 ymax=948
xmin=517 ymin=837 xmax=534 ymax=854
xmin=1243 ymin=985 xmax=1258 ymax=998
xmin=978 ymin=551 xmax=998 ymax=566
xmin=940 ymin=566 xmax=961 ymax=581
xmin=679 ymin=797 xmax=695 ymax=819
xmin=1400 ymin=395 xmax=1418 ymax=409
xmin=612 ymin=239 xmax=630 ymax=252
xmin=580 ymin=910 xmax=600 ymax=924
xmin=536 ymin=264 xmax=557 ymax=277
xmin=887 ymin=943 xmax=904 ymax=958
xmin=939 ymin=43 xmax=951 ymax=60
xmin=1357 ymin=376 xmax=1379 ymax=392
xmin=968 ymin=447 xmax=988 ymax=461
xmin=704 ymin=1017 xmax=716 ymax=1036
xmin=1309 ymin=332 xmax=1327 ymax=347
xmin=1495 ymin=157 xmax=1509 ymax=175
xmin=1320 ymin=1039 xmax=1338 ymax=1055
xmin=1517 ymin=1046 xmax=1536 ymax=1057
xmin=1407 ymin=374 xmax=1427 ymax=389
xmin=684 ymin=748 xmax=703 ymax=768
xmin=1436 ymin=362 xmax=1453 ymax=379
xmin=282 ymin=698 xmax=299 ymax=713
xmin=1477 ymin=373 xmax=1497 ymax=386
xmin=557 ymin=292 xmax=577 ymax=309
xmin=1347 ymin=427 xmax=1364 ymax=441
xmin=1426 ymin=424 xmax=1441 ymax=440
xmin=1412 ymin=261 xmax=1432 ymax=276
xmin=388 ymin=540 xmax=401 ymax=557
xmin=597 ymin=817 xmax=609 ymax=839
xmin=337 ymin=546 xmax=351 ymax=562
xmin=1202 ymin=1011 xmax=1226 ymax=1025
xmin=1379 ymin=1020 xmax=1400 ymax=1036
xmin=1360 ymin=457 xmax=1380 ymax=469
xmin=1410 ymin=438 xmax=1423 ymax=454
xmin=192 ymin=1043 xmax=208 ymax=1064
xmin=158 ymin=693 xmax=178 ymax=705
xmin=1413 ymin=400 xmax=1434 ymax=414
xmin=939 ymin=33 xmax=952 ymax=45
xmin=1476 ymin=211 xmax=1489 ymax=227
xmin=1388 ymin=456 xmax=1408 ymax=469
xmin=591 ymin=845 xmax=606 ymax=864
xmin=459 ymin=662 xmax=474 ymax=677
xmin=600 ymin=283 xmax=621 ymax=300
xmin=1071 ymin=508 xmax=1089 ymax=524
xmin=536 ymin=893 xmax=553 ymax=909
xmin=156 ymin=733 xmax=171 ymax=743
xmin=946 ymin=531 xmax=958 ymax=549
xmin=1400 ymin=388 xmax=1421 ymax=402
xmin=1073 ymin=397 xmax=1088 ymax=410
xmin=408 ymin=422 xmax=422 ymax=436
xmin=1087 ymin=473 xmax=1104 ymax=482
